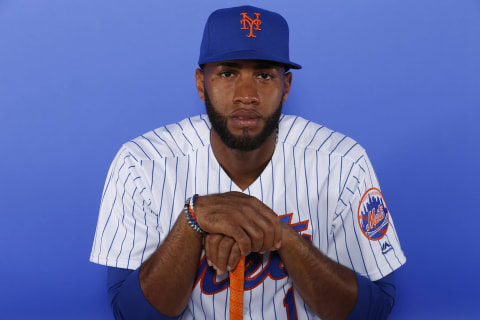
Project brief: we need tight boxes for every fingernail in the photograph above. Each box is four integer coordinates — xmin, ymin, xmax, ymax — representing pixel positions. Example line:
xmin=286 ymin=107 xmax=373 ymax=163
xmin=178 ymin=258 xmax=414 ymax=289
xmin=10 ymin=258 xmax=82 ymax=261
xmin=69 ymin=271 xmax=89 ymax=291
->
xmin=275 ymin=241 xmax=282 ymax=249
xmin=207 ymin=259 xmax=212 ymax=266
xmin=227 ymin=266 xmax=232 ymax=271
xmin=260 ymin=251 xmax=265 ymax=254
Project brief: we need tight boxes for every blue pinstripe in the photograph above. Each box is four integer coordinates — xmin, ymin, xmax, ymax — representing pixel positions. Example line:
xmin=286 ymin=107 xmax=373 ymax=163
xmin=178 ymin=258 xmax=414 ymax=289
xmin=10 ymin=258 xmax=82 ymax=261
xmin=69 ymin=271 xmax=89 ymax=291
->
xmin=165 ymin=126 xmax=186 ymax=156
xmin=259 ymin=175 xmax=265 ymax=320
xmin=282 ymin=144 xmax=287 ymax=214
xmin=282 ymin=116 xmax=298 ymax=143
xmin=128 ymin=140 xmax=152 ymax=160
xmin=94 ymin=150 xmax=125 ymax=260
xmin=156 ymin=158 xmax=167 ymax=248
xmin=224 ymin=286 xmax=228 ymax=320
xmin=106 ymin=219 xmax=119 ymax=266
xmin=199 ymin=114 xmax=211 ymax=130
xmin=116 ymin=182 xmax=132 ymax=267
xmin=150 ymin=160 xmax=155 ymax=190
xmin=385 ymin=234 xmax=403 ymax=265
xmin=377 ymin=240 xmax=394 ymax=272
xmin=292 ymin=147 xmax=301 ymax=221
xmin=249 ymin=290 xmax=253 ymax=320
xmin=207 ymin=146 xmax=210 ymax=194
xmin=213 ymin=291 xmax=216 ymax=320
xmin=270 ymin=158 xmax=274 ymax=211
xmin=348 ymin=202 xmax=370 ymax=279
xmin=114 ymin=172 xmax=133 ymax=266
xmin=97 ymin=156 xmax=128 ymax=262
xmin=182 ymin=132 xmax=194 ymax=149
xmin=317 ymin=131 xmax=335 ymax=151
xmin=339 ymin=157 xmax=343 ymax=195
xmin=194 ymin=149 xmax=198 ymax=193
xmin=152 ymin=129 xmax=175 ymax=157
xmin=188 ymin=117 xmax=205 ymax=146
xmin=167 ymin=158 xmax=179 ymax=231
xmin=326 ymin=154 xmax=331 ymax=250
xmin=140 ymin=200 xmax=149 ymax=264
xmin=366 ymin=236 xmax=384 ymax=278
xmin=141 ymin=135 xmax=163 ymax=158
xmin=126 ymin=200 xmax=137 ymax=269
xmin=332 ymin=224 xmax=340 ymax=262
xmin=339 ymin=214 xmax=355 ymax=271
xmin=127 ymin=152 xmax=138 ymax=162
xmin=363 ymin=158 xmax=375 ymax=187
xmin=342 ymin=142 xmax=358 ymax=159
xmin=306 ymin=125 xmax=323 ymax=147
xmin=355 ymin=154 xmax=365 ymax=164
xmin=273 ymin=280 xmax=278 ymax=320
xmin=199 ymin=287 xmax=206 ymax=320
xmin=185 ymin=155 xmax=191 ymax=203
xmin=293 ymin=120 xmax=310 ymax=145
xmin=315 ymin=151 xmax=322 ymax=250
xmin=100 ymin=149 xmax=125 ymax=206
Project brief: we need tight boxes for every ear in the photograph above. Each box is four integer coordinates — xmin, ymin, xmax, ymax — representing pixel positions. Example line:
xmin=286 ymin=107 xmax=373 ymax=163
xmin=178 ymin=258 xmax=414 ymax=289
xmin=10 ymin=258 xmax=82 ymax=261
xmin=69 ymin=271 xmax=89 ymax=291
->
xmin=195 ymin=68 xmax=205 ymax=101
xmin=281 ymin=72 xmax=292 ymax=104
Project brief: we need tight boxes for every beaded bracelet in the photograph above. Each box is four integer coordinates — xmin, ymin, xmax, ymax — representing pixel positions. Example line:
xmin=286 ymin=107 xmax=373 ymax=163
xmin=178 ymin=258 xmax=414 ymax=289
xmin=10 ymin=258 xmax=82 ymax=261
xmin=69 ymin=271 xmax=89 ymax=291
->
xmin=184 ymin=194 xmax=206 ymax=234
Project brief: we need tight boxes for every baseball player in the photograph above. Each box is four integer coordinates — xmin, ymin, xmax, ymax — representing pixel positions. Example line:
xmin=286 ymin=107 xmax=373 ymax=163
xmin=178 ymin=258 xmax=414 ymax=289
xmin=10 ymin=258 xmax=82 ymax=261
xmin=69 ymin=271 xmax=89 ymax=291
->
xmin=91 ymin=5 xmax=406 ymax=320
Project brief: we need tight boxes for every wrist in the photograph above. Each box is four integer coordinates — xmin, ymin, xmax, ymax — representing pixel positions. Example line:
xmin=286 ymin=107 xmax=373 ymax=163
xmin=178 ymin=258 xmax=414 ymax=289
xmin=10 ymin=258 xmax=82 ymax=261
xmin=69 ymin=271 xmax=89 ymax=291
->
xmin=184 ymin=194 xmax=207 ymax=235
xmin=278 ymin=221 xmax=300 ymax=253
xmin=192 ymin=194 xmax=208 ymax=231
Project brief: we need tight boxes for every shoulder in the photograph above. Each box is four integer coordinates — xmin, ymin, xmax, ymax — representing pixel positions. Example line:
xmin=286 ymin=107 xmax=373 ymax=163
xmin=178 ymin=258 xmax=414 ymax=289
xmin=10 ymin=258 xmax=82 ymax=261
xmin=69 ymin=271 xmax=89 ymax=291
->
xmin=279 ymin=114 xmax=366 ymax=162
xmin=122 ymin=114 xmax=211 ymax=161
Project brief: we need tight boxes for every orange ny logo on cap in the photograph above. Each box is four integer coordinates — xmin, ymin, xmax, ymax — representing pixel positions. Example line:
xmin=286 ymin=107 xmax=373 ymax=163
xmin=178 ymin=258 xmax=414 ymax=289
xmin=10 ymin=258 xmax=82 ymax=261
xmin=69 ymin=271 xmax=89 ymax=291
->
xmin=240 ymin=12 xmax=262 ymax=37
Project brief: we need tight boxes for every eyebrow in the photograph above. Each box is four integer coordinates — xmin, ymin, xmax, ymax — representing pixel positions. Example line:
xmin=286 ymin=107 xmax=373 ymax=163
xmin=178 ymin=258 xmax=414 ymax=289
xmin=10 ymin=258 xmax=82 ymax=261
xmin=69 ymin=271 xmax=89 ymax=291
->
xmin=216 ymin=61 xmax=281 ymax=70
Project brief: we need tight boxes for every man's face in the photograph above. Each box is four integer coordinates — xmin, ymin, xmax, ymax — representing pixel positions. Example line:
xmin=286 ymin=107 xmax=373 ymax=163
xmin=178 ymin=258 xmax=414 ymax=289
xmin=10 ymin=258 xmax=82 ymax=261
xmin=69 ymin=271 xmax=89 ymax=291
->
xmin=195 ymin=60 xmax=292 ymax=151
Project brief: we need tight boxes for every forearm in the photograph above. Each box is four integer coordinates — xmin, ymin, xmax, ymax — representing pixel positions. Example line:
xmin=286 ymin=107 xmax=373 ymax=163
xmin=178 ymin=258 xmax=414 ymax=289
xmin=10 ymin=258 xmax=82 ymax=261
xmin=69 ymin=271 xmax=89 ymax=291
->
xmin=139 ymin=212 xmax=203 ymax=317
xmin=278 ymin=223 xmax=357 ymax=320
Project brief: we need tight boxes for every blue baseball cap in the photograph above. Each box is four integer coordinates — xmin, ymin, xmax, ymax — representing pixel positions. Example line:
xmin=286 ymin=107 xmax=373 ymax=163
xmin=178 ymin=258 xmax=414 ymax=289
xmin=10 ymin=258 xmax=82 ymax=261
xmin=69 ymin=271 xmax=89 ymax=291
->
xmin=198 ymin=5 xmax=302 ymax=70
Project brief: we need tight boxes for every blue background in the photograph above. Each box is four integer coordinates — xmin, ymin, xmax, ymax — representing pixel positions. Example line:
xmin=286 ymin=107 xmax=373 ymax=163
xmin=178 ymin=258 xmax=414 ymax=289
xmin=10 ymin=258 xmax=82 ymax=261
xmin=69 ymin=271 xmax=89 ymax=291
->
xmin=1 ymin=0 xmax=479 ymax=319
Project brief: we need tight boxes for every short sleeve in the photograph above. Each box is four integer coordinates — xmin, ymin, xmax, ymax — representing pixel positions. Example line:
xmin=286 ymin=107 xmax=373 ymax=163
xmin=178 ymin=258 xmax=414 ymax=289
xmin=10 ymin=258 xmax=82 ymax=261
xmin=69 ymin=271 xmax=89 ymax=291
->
xmin=330 ymin=152 xmax=406 ymax=281
xmin=90 ymin=147 xmax=161 ymax=270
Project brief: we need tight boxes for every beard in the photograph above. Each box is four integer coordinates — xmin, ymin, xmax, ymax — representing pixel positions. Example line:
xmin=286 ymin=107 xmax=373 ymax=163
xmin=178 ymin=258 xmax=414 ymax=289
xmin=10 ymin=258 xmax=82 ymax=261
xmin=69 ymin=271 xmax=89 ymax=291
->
xmin=204 ymin=90 xmax=282 ymax=151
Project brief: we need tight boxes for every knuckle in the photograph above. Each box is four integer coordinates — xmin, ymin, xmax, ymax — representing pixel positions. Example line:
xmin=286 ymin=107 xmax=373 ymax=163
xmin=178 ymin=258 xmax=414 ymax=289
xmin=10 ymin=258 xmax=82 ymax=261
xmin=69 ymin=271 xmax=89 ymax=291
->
xmin=219 ymin=238 xmax=233 ymax=251
xmin=251 ymin=229 xmax=264 ymax=242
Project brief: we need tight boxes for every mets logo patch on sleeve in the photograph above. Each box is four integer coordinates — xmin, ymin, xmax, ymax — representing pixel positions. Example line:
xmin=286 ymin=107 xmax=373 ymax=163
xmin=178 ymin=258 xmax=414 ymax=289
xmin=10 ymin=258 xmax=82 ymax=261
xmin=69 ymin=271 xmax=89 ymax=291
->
xmin=357 ymin=188 xmax=389 ymax=241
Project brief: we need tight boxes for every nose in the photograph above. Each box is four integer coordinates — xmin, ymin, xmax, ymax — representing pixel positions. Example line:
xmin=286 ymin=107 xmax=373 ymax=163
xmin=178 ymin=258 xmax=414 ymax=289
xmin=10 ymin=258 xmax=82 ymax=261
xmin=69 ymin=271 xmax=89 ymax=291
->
xmin=233 ymin=76 xmax=259 ymax=105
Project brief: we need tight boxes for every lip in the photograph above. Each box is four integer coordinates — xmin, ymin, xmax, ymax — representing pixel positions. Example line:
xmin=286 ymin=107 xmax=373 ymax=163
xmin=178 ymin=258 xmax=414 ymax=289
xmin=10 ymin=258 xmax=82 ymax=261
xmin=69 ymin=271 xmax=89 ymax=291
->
xmin=229 ymin=109 xmax=262 ymax=128
xmin=230 ymin=109 xmax=262 ymax=119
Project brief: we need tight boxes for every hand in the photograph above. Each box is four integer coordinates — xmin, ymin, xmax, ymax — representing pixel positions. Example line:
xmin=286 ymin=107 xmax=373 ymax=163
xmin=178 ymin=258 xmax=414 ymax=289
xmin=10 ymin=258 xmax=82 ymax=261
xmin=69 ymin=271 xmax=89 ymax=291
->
xmin=195 ymin=192 xmax=282 ymax=256
xmin=204 ymin=234 xmax=241 ymax=275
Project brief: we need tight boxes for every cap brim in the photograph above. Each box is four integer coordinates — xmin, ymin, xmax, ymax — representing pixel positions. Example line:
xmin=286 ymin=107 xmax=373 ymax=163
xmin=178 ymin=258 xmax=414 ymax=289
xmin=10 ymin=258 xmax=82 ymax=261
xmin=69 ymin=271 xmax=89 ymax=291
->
xmin=199 ymin=50 xmax=302 ymax=70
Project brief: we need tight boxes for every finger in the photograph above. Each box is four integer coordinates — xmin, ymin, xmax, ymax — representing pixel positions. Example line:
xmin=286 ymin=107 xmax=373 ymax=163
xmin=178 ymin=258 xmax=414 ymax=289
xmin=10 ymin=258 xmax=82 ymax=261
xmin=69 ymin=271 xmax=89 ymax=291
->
xmin=241 ymin=217 xmax=265 ymax=253
xmin=230 ymin=227 xmax=252 ymax=256
xmin=205 ymin=234 xmax=223 ymax=269
xmin=227 ymin=243 xmax=242 ymax=271
xmin=249 ymin=213 xmax=274 ymax=253
xmin=216 ymin=236 xmax=235 ymax=275
xmin=252 ymin=200 xmax=282 ymax=250
xmin=239 ymin=203 xmax=273 ymax=252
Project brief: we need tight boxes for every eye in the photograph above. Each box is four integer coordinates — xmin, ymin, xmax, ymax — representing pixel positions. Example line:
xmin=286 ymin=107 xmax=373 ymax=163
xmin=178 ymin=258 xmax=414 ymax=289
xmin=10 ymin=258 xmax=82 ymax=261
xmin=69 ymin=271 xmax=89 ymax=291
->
xmin=256 ymin=73 xmax=273 ymax=80
xmin=220 ymin=71 xmax=234 ymax=78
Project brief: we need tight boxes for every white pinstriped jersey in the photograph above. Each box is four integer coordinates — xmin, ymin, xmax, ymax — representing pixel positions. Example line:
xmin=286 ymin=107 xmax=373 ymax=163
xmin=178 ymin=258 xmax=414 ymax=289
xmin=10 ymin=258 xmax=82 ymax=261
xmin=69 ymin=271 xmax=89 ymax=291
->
xmin=91 ymin=114 xmax=406 ymax=320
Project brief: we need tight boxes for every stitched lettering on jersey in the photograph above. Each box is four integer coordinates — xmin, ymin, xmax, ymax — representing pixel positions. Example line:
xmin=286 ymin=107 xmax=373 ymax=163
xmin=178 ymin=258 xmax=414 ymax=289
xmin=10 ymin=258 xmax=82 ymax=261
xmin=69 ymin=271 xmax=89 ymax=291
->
xmin=194 ymin=213 xmax=311 ymax=295
xmin=357 ymin=188 xmax=389 ymax=241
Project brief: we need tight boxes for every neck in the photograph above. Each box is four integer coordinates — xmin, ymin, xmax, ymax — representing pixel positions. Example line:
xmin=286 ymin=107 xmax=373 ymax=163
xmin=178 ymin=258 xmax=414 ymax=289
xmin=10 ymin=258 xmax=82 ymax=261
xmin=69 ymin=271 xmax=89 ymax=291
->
xmin=210 ymin=130 xmax=277 ymax=191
